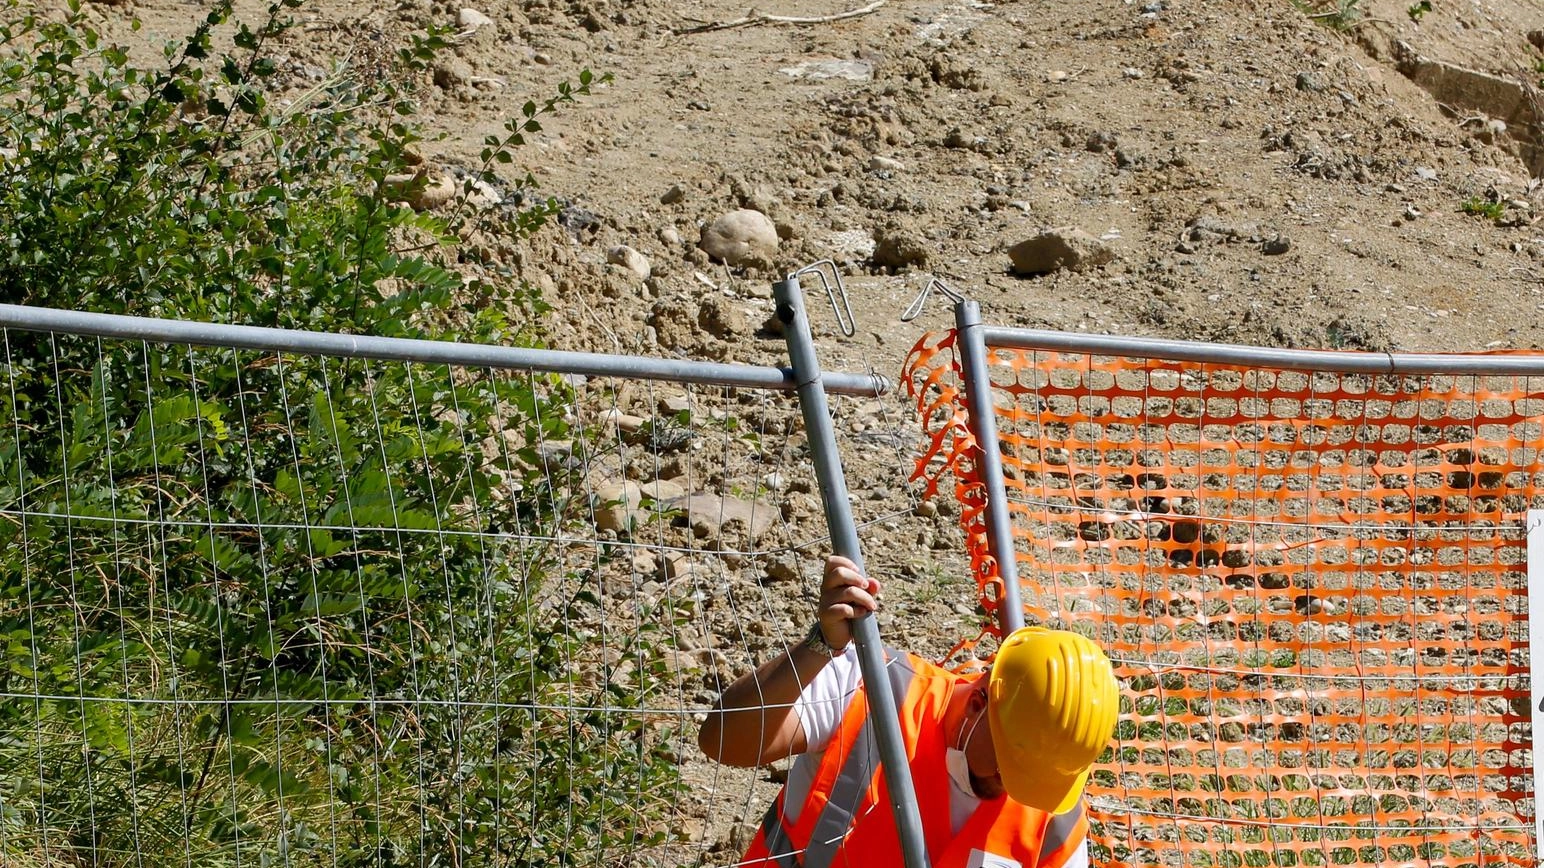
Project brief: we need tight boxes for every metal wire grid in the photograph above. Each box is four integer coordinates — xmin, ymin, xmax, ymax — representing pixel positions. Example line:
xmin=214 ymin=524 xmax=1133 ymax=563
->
xmin=979 ymin=349 xmax=1538 ymax=868
xmin=0 ymin=325 xmax=929 ymax=868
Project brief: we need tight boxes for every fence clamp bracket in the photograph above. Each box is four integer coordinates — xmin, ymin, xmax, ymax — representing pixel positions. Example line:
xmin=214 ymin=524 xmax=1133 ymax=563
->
xmin=900 ymin=277 xmax=966 ymax=322
xmin=789 ymin=260 xmax=856 ymax=337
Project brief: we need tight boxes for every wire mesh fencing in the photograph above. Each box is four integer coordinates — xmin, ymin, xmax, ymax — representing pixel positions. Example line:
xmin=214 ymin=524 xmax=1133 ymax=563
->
xmin=905 ymin=325 xmax=1542 ymax=868
xmin=0 ymin=305 xmax=929 ymax=868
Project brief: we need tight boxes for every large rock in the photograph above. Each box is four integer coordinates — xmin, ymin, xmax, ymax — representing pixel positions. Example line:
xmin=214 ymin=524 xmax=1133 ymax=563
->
xmin=699 ymin=209 xmax=778 ymax=267
xmin=594 ymin=479 xmax=689 ymax=534
xmin=669 ymin=492 xmax=778 ymax=541
xmin=1007 ymin=228 xmax=1116 ymax=275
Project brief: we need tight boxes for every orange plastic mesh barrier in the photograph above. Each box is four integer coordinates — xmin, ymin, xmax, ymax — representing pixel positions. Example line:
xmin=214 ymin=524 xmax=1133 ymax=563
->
xmin=903 ymin=329 xmax=1539 ymax=868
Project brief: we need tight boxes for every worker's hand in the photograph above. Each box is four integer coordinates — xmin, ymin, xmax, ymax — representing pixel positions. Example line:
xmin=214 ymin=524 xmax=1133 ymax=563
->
xmin=817 ymin=555 xmax=881 ymax=652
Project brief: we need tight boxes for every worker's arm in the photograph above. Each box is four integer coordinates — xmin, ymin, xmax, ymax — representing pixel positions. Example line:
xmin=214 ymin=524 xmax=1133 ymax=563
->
xmin=697 ymin=555 xmax=880 ymax=767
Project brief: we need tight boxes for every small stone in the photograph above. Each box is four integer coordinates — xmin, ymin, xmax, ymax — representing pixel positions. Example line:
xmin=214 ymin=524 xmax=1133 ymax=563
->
xmin=871 ymin=222 xmax=929 ymax=271
xmin=1294 ymin=595 xmax=1326 ymax=616
xmin=1122 ymin=67 xmax=1144 ymax=79
xmin=869 ymin=155 xmax=905 ymax=172
xmin=465 ymin=178 xmax=501 ymax=208
xmin=777 ymin=59 xmax=874 ymax=82
xmin=662 ymin=551 xmax=691 ymax=579
xmin=660 ymin=183 xmax=687 ymax=205
xmin=699 ymin=209 xmax=779 ymax=267
xmin=385 ymin=172 xmax=456 ymax=211
xmin=457 ymin=7 xmax=494 ymax=29
xmin=594 ymin=481 xmax=647 ymax=534
xmin=1415 ymin=166 xmax=1438 ymax=181
xmin=432 ymin=58 xmax=475 ymax=90
xmin=645 ymin=478 xmax=687 ymax=502
xmin=697 ymin=295 xmax=747 ymax=340
xmin=1261 ymin=235 xmax=1292 ymax=256
xmin=1047 ymin=70 xmax=1069 ymax=83
xmin=659 ymin=226 xmax=682 ymax=246
xmin=607 ymin=244 xmax=651 ymax=279
xmin=1007 ymin=227 xmax=1115 ymax=275
xmin=1295 ymin=71 xmax=1325 ymax=93
xmin=1086 ymin=131 xmax=1118 ymax=153
xmin=533 ymin=52 xmax=552 ymax=65
xmin=763 ymin=557 xmax=799 ymax=583
xmin=604 ymin=408 xmax=647 ymax=433
xmin=631 ymin=550 xmax=659 ymax=576
xmin=1187 ymin=215 xmax=1256 ymax=243
xmin=1403 ymin=206 xmax=1422 ymax=220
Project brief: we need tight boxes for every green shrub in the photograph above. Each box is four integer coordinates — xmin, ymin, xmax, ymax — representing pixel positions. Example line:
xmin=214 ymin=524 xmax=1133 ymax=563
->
xmin=1460 ymin=196 xmax=1507 ymax=223
xmin=0 ymin=2 xmax=676 ymax=865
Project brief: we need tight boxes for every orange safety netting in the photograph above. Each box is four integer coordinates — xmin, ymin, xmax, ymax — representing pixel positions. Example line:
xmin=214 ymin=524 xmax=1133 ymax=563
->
xmin=902 ymin=329 xmax=1538 ymax=868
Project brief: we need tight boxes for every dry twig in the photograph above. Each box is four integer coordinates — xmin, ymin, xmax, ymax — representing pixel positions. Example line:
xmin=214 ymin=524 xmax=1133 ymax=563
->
xmin=673 ymin=0 xmax=886 ymax=35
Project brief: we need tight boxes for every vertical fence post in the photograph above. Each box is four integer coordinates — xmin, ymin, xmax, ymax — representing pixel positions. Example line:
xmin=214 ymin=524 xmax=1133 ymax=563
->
xmin=953 ymin=300 xmax=1025 ymax=635
xmin=774 ymin=276 xmax=932 ymax=868
xmin=1528 ymin=509 xmax=1544 ymax=854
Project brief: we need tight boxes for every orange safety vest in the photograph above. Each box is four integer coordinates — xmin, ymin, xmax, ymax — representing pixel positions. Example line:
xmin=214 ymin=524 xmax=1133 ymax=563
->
xmin=741 ymin=649 xmax=1089 ymax=868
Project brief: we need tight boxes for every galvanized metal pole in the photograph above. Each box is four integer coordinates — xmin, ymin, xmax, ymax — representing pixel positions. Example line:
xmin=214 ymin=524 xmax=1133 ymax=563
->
xmin=773 ymin=276 xmax=932 ymax=868
xmin=1529 ymin=509 xmax=1544 ymax=855
xmin=0 ymin=303 xmax=887 ymax=397
xmin=954 ymin=300 xmax=1025 ymax=634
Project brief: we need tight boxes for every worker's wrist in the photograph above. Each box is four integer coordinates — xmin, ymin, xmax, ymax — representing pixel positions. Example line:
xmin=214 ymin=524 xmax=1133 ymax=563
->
xmin=802 ymin=621 xmax=848 ymax=657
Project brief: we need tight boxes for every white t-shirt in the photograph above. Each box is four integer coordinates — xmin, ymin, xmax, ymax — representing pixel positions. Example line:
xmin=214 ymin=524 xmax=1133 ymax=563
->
xmin=787 ymin=647 xmax=1090 ymax=867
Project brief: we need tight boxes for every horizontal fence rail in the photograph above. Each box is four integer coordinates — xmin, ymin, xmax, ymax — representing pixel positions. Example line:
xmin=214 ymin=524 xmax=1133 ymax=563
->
xmin=0 ymin=304 xmax=889 ymax=397
xmin=981 ymin=326 xmax=1544 ymax=376
xmin=0 ymin=309 xmax=927 ymax=868
xmin=906 ymin=323 xmax=1544 ymax=868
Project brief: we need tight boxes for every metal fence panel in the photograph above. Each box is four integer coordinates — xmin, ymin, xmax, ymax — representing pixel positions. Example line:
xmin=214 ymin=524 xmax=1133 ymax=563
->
xmin=905 ymin=323 xmax=1541 ymax=868
xmin=0 ymin=303 xmax=925 ymax=868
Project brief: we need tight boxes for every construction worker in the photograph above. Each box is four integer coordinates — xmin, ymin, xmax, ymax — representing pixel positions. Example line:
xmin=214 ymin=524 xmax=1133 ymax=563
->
xmin=698 ymin=555 xmax=1119 ymax=868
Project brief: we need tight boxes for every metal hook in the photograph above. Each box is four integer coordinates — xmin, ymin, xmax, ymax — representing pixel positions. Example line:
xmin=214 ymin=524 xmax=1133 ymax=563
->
xmin=789 ymin=260 xmax=856 ymax=338
xmin=899 ymin=277 xmax=967 ymax=322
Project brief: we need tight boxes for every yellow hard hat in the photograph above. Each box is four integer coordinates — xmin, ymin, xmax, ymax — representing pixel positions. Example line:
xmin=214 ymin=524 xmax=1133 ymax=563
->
xmin=987 ymin=626 xmax=1120 ymax=815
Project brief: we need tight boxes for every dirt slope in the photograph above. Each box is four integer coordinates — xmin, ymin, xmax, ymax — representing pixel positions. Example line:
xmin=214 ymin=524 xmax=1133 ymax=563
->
xmin=103 ymin=0 xmax=1544 ymax=360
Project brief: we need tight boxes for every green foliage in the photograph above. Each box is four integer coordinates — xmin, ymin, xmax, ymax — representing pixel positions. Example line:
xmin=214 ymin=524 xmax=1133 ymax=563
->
xmin=1460 ymin=196 xmax=1507 ymax=222
xmin=0 ymin=2 xmax=672 ymax=866
xmin=1293 ymin=0 xmax=1363 ymax=30
xmin=1406 ymin=0 xmax=1431 ymax=21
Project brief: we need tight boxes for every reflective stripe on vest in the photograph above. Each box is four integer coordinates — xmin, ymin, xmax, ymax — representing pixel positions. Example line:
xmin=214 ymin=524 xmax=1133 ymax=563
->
xmin=756 ymin=652 xmax=918 ymax=868
xmin=758 ymin=798 xmax=801 ymax=868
